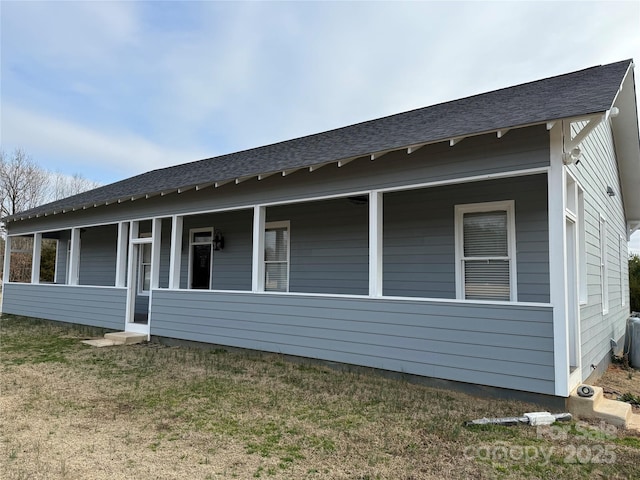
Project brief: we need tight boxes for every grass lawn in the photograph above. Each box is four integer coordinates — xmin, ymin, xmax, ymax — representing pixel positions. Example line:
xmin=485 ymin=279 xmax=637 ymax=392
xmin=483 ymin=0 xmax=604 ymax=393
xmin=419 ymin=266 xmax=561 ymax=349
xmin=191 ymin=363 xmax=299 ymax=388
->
xmin=1 ymin=314 xmax=639 ymax=479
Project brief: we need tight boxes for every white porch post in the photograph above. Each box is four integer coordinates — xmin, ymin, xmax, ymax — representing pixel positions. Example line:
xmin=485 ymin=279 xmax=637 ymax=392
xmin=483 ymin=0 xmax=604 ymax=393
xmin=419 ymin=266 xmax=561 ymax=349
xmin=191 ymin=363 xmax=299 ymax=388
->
xmin=150 ymin=218 xmax=162 ymax=291
xmin=68 ymin=228 xmax=81 ymax=285
xmin=252 ymin=205 xmax=266 ymax=292
xmin=31 ymin=233 xmax=42 ymax=284
xmin=147 ymin=218 xmax=162 ymax=331
xmin=369 ymin=191 xmax=383 ymax=297
xmin=3 ymin=235 xmax=12 ymax=285
xmin=549 ymin=123 xmax=570 ymax=397
xmin=168 ymin=215 xmax=183 ymax=289
xmin=115 ymin=222 xmax=129 ymax=287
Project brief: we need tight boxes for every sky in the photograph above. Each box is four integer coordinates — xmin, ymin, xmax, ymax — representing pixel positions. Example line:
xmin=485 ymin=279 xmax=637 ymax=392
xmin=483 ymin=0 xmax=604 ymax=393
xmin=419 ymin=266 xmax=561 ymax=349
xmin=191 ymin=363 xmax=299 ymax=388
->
xmin=1 ymin=0 xmax=639 ymax=250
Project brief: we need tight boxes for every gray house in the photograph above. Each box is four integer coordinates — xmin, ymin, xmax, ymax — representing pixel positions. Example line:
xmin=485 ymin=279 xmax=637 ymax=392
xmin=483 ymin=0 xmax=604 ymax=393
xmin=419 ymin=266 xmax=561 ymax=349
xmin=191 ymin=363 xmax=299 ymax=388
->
xmin=3 ymin=59 xmax=639 ymax=402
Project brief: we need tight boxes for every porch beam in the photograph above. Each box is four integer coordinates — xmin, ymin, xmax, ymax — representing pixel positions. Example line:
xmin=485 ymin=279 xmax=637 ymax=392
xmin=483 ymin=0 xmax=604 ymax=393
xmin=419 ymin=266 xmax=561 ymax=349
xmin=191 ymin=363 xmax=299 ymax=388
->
xmin=169 ymin=215 xmax=183 ymax=289
xmin=150 ymin=218 xmax=162 ymax=291
xmin=368 ymin=191 xmax=383 ymax=297
xmin=31 ymin=233 xmax=42 ymax=284
xmin=115 ymin=222 xmax=129 ymax=287
xmin=3 ymin=236 xmax=11 ymax=285
xmin=252 ymin=205 xmax=266 ymax=292
xmin=68 ymin=227 xmax=81 ymax=286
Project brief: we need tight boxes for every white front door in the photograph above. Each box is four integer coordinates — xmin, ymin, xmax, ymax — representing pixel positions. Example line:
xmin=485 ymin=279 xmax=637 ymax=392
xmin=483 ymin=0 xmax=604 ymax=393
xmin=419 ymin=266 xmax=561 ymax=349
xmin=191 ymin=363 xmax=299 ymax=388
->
xmin=125 ymin=239 xmax=152 ymax=335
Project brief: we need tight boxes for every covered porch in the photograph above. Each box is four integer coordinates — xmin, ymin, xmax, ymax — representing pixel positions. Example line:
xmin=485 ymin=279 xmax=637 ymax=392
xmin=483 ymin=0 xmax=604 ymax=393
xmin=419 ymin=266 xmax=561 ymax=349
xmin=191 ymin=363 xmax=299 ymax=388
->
xmin=2 ymin=171 xmax=557 ymax=394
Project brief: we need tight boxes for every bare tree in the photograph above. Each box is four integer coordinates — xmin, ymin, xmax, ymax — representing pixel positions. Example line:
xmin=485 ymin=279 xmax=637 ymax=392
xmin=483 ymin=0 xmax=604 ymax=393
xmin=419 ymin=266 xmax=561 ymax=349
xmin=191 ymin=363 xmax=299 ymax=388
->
xmin=0 ymin=148 xmax=50 ymax=217
xmin=51 ymin=171 xmax=101 ymax=200
xmin=0 ymin=148 xmax=101 ymax=283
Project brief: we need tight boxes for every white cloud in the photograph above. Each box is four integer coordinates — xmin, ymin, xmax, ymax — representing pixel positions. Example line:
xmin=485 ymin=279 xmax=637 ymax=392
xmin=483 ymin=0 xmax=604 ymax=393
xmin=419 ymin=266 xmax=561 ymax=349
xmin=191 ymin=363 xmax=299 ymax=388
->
xmin=1 ymin=104 xmax=210 ymax=181
xmin=1 ymin=0 xmax=639 ymax=185
xmin=1 ymin=1 xmax=139 ymax=70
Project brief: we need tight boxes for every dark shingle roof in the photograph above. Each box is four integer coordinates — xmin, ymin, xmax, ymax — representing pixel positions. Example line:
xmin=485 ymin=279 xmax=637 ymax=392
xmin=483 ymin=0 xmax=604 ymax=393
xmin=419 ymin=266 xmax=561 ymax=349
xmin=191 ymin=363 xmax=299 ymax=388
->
xmin=7 ymin=59 xmax=633 ymax=221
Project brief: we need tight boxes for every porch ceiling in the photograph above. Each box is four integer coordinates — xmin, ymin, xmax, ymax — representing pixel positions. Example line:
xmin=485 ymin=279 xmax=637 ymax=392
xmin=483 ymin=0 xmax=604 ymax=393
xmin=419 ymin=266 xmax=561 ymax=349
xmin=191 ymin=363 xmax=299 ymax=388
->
xmin=4 ymin=60 xmax=635 ymax=223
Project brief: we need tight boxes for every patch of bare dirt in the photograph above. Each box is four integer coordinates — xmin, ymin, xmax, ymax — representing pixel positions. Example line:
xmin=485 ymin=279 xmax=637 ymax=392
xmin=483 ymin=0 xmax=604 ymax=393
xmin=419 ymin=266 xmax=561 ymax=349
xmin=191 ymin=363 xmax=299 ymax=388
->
xmin=594 ymin=364 xmax=640 ymax=413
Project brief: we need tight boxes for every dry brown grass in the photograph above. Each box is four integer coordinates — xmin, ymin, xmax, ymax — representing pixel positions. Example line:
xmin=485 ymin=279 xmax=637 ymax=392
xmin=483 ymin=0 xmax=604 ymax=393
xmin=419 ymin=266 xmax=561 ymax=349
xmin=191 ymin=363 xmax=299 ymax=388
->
xmin=1 ymin=314 xmax=639 ymax=479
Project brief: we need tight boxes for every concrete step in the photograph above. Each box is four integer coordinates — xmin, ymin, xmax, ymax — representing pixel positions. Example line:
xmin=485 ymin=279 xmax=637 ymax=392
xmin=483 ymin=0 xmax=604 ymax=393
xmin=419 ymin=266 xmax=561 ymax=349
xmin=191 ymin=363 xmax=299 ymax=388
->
xmin=568 ymin=385 xmax=633 ymax=428
xmin=627 ymin=413 xmax=640 ymax=432
xmin=104 ymin=331 xmax=147 ymax=345
xmin=82 ymin=332 xmax=146 ymax=348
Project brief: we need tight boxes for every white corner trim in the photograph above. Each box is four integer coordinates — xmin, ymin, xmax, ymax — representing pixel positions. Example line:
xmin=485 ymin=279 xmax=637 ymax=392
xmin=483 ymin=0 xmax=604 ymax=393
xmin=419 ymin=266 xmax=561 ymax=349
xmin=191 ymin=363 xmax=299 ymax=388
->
xmin=548 ymin=123 xmax=570 ymax=397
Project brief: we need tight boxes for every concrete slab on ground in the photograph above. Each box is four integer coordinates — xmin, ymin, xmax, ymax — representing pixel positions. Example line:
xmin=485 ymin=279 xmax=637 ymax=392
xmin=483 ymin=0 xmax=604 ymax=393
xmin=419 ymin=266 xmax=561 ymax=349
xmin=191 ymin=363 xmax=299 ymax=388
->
xmin=104 ymin=331 xmax=147 ymax=345
xmin=81 ymin=338 xmax=119 ymax=347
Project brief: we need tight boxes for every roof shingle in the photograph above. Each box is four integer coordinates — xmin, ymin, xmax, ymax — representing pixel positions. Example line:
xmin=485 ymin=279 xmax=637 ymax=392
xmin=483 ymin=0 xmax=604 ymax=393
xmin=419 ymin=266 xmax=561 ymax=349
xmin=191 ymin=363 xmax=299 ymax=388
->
xmin=6 ymin=59 xmax=632 ymax=221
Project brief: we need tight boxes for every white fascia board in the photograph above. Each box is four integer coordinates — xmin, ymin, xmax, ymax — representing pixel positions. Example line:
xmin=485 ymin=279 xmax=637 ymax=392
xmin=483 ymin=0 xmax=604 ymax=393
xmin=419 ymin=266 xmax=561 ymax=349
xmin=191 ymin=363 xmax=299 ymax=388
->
xmin=610 ymin=66 xmax=640 ymax=223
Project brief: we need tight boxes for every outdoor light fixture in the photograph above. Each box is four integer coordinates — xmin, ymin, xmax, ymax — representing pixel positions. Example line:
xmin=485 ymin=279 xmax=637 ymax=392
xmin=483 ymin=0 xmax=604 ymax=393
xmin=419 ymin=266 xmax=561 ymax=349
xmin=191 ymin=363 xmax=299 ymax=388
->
xmin=213 ymin=231 xmax=225 ymax=250
xmin=562 ymin=147 xmax=582 ymax=165
xmin=606 ymin=186 xmax=616 ymax=197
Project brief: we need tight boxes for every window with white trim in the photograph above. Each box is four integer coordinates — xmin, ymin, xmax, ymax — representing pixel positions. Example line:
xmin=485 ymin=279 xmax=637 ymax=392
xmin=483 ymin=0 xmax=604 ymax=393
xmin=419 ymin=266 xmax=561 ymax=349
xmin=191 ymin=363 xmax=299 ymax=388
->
xmin=455 ymin=201 xmax=517 ymax=301
xmin=599 ymin=215 xmax=609 ymax=314
xmin=264 ymin=221 xmax=290 ymax=292
xmin=138 ymin=243 xmax=152 ymax=295
xmin=578 ymin=188 xmax=587 ymax=304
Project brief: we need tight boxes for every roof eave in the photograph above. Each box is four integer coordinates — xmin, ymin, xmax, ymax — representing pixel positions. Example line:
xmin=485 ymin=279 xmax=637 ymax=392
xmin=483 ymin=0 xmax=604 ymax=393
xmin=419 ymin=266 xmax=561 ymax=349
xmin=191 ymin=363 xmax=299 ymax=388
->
xmin=610 ymin=63 xmax=640 ymax=225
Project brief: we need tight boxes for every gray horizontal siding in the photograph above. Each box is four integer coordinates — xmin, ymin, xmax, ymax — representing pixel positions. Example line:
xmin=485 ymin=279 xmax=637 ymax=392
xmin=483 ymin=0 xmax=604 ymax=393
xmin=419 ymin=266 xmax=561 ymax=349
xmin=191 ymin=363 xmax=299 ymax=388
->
xmin=180 ymin=210 xmax=254 ymax=290
xmin=8 ymin=125 xmax=550 ymax=235
xmin=566 ymin=120 xmax=629 ymax=380
xmin=150 ymin=290 xmax=555 ymax=394
xmin=1 ymin=283 xmax=126 ymax=330
xmin=384 ymin=175 xmax=549 ymax=302
xmin=55 ymin=231 xmax=70 ymax=284
xmin=268 ymin=198 xmax=368 ymax=295
xmin=78 ymin=224 xmax=118 ymax=287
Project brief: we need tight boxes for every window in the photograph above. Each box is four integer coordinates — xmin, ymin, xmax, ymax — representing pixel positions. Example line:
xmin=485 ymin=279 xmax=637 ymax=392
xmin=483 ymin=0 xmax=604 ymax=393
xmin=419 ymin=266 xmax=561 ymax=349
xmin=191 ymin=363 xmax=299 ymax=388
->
xmin=138 ymin=243 xmax=152 ymax=295
xmin=578 ymin=188 xmax=587 ymax=304
xmin=188 ymin=228 xmax=213 ymax=289
xmin=264 ymin=221 xmax=290 ymax=292
xmin=455 ymin=201 xmax=516 ymax=301
xmin=600 ymin=215 xmax=609 ymax=314
xmin=566 ymin=174 xmax=587 ymax=304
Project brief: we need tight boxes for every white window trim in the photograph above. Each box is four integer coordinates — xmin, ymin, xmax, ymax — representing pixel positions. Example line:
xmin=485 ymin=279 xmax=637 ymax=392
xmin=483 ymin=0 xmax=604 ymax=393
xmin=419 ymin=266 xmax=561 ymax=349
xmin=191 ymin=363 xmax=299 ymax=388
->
xmin=137 ymin=243 xmax=151 ymax=296
xmin=454 ymin=200 xmax=517 ymax=302
xmin=264 ymin=220 xmax=290 ymax=292
xmin=187 ymin=227 xmax=214 ymax=290
xmin=600 ymin=214 xmax=609 ymax=315
xmin=577 ymin=187 xmax=587 ymax=305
